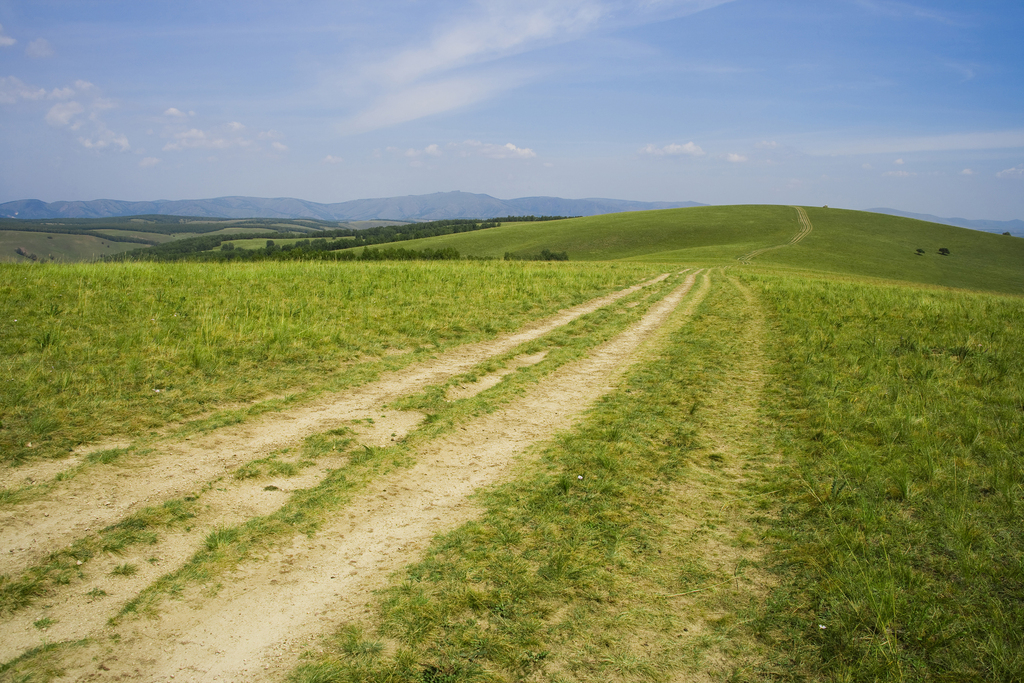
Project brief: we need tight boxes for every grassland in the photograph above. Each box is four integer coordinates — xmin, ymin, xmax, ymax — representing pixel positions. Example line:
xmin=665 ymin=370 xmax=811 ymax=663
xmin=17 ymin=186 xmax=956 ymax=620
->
xmin=1 ymin=205 xmax=1022 ymax=683
xmin=0 ymin=231 xmax=141 ymax=263
xmin=0 ymin=260 xmax=657 ymax=464
xmin=374 ymin=205 xmax=1024 ymax=295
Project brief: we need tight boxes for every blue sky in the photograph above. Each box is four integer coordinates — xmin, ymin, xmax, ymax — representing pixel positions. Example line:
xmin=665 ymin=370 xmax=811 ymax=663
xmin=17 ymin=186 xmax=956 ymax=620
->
xmin=1 ymin=0 xmax=1022 ymax=219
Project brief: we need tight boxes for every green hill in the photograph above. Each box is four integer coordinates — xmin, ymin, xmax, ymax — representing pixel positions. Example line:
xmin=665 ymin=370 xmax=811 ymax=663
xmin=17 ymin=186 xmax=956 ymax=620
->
xmin=386 ymin=205 xmax=1024 ymax=295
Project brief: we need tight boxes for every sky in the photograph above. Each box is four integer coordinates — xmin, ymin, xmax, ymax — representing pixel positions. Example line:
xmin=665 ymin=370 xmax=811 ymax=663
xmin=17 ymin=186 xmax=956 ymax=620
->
xmin=1 ymin=0 xmax=1022 ymax=220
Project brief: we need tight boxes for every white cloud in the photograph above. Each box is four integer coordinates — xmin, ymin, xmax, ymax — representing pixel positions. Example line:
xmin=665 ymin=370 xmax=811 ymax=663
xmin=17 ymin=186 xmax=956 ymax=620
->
xmin=271 ymin=141 xmax=288 ymax=152
xmin=862 ymin=163 xmax=873 ymax=170
xmin=258 ymin=129 xmax=281 ymax=139
xmin=139 ymin=157 xmax=160 ymax=168
xmin=404 ymin=143 xmax=442 ymax=158
xmin=163 ymin=128 xmax=229 ymax=151
xmin=894 ymin=158 xmax=904 ymax=165
xmin=996 ymin=166 xmax=1023 ymax=179
xmin=25 ymin=38 xmax=53 ymax=58
xmin=79 ymin=131 xmax=130 ymax=151
xmin=640 ymin=142 xmax=705 ymax=157
xmin=883 ymin=170 xmax=915 ymax=177
xmin=0 ymin=24 xmax=16 ymax=47
xmin=164 ymin=107 xmax=187 ymax=118
xmin=461 ymin=140 xmax=535 ymax=159
xmin=756 ymin=140 xmax=778 ymax=149
xmin=322 ymin=155 xmax=343 ymax=164
xmin=960 ymin=168 xmax=974 ymax=175
xmin=45 ymin=101 xmax=84 ymax=127
xmin=0 ymin=76 xmax=46 ymax=103
xmin=726 ymin=152 xmax=747 ymax=163
xmin=227 ymin=121 xmax=245 ymax=131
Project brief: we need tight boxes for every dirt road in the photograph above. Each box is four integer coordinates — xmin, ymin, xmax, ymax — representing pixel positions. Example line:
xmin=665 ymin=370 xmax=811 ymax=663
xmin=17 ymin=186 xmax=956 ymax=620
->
xmin=1 ymin=270 xmax=709 ymax=681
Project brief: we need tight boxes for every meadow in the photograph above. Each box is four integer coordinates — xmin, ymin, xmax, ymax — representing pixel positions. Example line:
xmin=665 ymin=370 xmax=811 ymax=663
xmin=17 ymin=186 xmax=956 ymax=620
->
xmin=0 ymin=206 xmax=1021 ymax=682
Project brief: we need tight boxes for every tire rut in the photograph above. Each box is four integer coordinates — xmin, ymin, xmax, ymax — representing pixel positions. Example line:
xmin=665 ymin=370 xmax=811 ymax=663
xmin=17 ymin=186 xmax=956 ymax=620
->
xmin=39 ymin=270 xmax=708 ymax=683
xmin=0 ymin=274 xmax=671 ymax=579
xmin=737 ymin=205 xmax=813 ymax=263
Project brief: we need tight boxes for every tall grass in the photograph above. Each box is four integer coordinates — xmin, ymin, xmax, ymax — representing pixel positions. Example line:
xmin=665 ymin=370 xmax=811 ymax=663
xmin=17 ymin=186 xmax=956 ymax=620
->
xmin=0 ymin=260 xmax=657 ymax=464
xmin=749 ymin=274 xmax=1024 ymax=680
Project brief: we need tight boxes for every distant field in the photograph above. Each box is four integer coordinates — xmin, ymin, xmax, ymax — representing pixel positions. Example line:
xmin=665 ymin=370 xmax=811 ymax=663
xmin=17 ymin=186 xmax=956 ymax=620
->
xmin=754 ymin=207 xmax=1024 ymax=294
xmin=391 ymin=205 xmax=799 ymax=263
xmin=386 ymin=205 xmax=1024 ymax=294
xmin=0 ymin=230 xmax=141 ymax=263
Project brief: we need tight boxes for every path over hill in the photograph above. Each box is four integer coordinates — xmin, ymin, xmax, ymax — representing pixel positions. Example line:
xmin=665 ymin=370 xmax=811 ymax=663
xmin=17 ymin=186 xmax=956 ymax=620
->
xmin=737 ymin=206 xmax=813 ymax=263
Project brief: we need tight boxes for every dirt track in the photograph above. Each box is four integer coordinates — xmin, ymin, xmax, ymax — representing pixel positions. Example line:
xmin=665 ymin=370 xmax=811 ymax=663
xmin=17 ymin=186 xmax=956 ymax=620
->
xmin=0 ymin=270 xmax=708 ymax=681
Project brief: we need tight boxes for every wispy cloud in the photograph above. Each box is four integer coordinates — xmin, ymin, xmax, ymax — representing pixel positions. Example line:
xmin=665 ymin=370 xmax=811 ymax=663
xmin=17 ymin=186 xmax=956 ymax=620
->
xmin=883 ymin=170 xmax=915 ymax=177
xmin=459 ymin=140 xmax=536 ymax=159
xmin=640 ymin=142 xmax=705 ymax=157
xmin=164 ymin=107 xmax=188 ymax=118
xmin=996 ymin=166 xmax=1023 ymax=179
xmin=45 ymin=101 xmax=84 ymax=127
xmin=0 ymin=23 xmax=16 ymax=47
xmin=161 ymin=121 xmax=284 ymax=154
xmin=322 ymin=155 xmax=343 ymax=164
xmin=139 ymin=157 xmax=160 ymax=168
xmin=960 ymin=168 xmax=974 ymax=175
xmin=726 ymin=152 xmax=747 ymax=162
xmin=337 ymin=0 xmax=736 ymax=133
xmin=853 ymin=0 xmax=960 ymax=25
xmin=25 ymin=38 xmax=54 ymax=58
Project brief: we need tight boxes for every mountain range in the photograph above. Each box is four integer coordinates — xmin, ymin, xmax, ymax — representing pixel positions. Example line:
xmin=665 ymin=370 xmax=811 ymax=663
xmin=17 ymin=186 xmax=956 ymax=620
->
xmin=868 ymin=208 xmax=1024 ymax=237
xmin=0 ymin=192 xmax=703 ymax=222
xmin=2 ymin=193 xmax=1019 ymax=236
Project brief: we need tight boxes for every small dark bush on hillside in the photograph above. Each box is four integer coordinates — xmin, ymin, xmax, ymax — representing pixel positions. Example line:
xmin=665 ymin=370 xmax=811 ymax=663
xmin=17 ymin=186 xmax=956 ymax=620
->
xmin=915 ymin=248 xmax=925 ymax=255
xmin=938 ymin=247 xmax=950 ymax=256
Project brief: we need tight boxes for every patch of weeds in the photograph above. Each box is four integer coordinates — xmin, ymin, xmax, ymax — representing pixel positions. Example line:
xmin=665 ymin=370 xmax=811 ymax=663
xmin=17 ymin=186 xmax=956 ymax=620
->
xmin=110 ymin=564 xmax=137 ymax=577
xmin=33 ymin=616 xmax=57 ymax=630
xmin=85 ymin=587 xmax=107 ymax=599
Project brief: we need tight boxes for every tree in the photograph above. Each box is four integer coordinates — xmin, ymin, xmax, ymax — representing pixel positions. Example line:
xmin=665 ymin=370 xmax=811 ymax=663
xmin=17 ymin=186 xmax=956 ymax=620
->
xmin=915 ymin=248 xmax=925 ymax=256
xmin=938 ymin=247 xmax=950 ymax=256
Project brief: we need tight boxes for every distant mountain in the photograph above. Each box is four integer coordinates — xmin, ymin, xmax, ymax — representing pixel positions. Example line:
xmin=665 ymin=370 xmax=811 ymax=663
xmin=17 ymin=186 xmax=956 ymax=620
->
xmin=0 ymin=192 xmax=704 ymax=222
xmin=868 ymin=208 xmax=1024 ymax=237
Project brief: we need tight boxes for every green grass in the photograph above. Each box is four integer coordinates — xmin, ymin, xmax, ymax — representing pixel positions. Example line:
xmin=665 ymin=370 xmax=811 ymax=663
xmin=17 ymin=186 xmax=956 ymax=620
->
xmin=0 ymin=260 xmax=657 ymax=464
xmin=0 ymin=231 xmax=140 ymax=263
xmin=380 ymin=205 xmax=1024 ymax=294
xmin=111 ymin=273 xmax=685 ymax=619
xmin=289 ymin=273 xmax=779 ymax=682
xmin=747 ymin=273 xmax=1024 ymax=681
xmin=376 ymin=205 xmax=800 ymax=263
xmin=753 ymin=208 xmax=1024 ymax=295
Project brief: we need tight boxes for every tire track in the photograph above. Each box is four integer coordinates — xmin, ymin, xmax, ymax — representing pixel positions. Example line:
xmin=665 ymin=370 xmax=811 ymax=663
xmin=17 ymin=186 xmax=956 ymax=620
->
xmin=41 ymin=271 xmax=708 ymax=683
xmin=737 ymin=206 xmax=813 ymax=263
xmin=0 ymin=274 xmax=674 ymax=579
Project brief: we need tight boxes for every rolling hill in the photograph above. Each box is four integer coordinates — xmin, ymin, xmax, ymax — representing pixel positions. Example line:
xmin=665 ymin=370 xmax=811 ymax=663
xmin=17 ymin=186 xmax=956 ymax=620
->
xmin=377 ymin=205 xmax=1024 ymax=295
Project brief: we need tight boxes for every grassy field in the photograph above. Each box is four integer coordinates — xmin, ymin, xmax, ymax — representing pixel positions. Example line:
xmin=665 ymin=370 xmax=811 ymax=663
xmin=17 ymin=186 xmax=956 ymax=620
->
xmin=385 ymin=205 xmax=799 ymax=263
xmin=0 ymin=231 xmax=141 ymax=263
xmin=0 ymin=260 xmax=657 ymax=464
xmin=372 ymin=205 xmax=1024 ymax=294
xmin=1 ymin=205 xmax=1022 ymax=682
